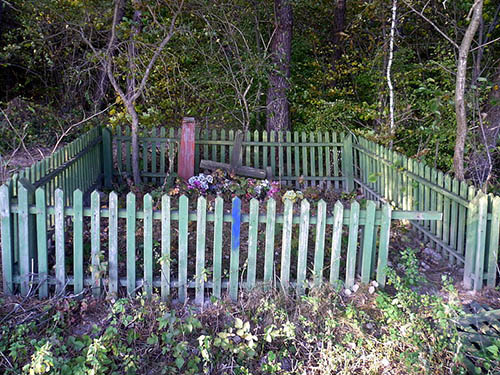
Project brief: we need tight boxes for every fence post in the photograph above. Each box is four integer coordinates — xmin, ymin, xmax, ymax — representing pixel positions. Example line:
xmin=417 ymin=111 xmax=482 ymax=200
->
xmin=102 ymin=127 xmax=113 ymax=189
xmin=178 ymin=117 xmax=196 ymax=180
xmin=342 ymin=134 xmax=354 ymax=192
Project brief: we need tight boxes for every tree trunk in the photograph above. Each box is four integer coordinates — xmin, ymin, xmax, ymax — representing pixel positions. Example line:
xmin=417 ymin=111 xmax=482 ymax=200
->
xmin=128 ymin=105 xmax=142 ymax=186
xmin=266 ymin=0 xmax=293 ymax=132
xmin=453 ymin=0 xmax=483 ymax=181
xmin=332 ymin=0 xmax=346 ymax=63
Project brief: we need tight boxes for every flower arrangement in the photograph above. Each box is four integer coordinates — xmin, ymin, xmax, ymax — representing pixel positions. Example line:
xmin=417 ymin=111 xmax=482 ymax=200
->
xmin=169 ymin=170 xmax=281 ymax=201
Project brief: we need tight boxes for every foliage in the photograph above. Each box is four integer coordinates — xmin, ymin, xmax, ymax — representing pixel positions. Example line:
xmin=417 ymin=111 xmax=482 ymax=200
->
xmin=1 ymin=273 xmax=484 ymax=374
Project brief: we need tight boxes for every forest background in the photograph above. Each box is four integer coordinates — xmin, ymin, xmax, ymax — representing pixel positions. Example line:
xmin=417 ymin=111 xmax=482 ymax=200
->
xmin=0 ymin=0 xmax=498 ymax=190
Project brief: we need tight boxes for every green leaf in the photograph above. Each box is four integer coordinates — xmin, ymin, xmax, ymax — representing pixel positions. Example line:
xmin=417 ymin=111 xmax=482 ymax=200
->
xmin=175 ymin=356 xmax=185 ymax=369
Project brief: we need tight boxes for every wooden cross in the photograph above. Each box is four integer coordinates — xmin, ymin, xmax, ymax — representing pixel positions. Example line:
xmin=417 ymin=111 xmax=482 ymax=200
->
xmin=200 ymin=131 xmax=273 ymax=179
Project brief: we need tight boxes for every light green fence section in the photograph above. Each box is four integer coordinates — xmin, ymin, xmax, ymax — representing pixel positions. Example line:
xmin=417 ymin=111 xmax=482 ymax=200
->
xmin=0 ymin=186 xmax=441 ymax=301
xmin=112 ymin=127 xmax=351 ymax=190
xmin=353 ymin=136 xmax=500 ymax=291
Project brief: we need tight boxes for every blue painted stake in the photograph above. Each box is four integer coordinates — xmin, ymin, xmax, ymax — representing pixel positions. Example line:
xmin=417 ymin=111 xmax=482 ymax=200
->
xmin=229 ymin=197 xmax=241 ymax=301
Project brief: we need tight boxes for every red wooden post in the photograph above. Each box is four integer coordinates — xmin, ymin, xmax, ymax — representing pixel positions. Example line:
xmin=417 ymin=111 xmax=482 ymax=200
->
xmin=178 ymin=117 xmax=196 ymax=180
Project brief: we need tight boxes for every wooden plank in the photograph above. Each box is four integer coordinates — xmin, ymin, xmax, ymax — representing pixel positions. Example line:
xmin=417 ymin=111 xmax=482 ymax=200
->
xmin=247 ymin=199 xmax=259 ymax=290
xmin=487 ymin=196 xmax=500 ymax=287
xmin=253 ymin=131 xmax=259 ymax=169
xmin=430 ymin=168 xmax=438 ymax=235
xmin=1 ymin=185 xmax=14 ymax=295
xmin=329 ymin=201 xmax=344 ymax=285
xmin=245 ymin=132 xmax=251 ymax=168
xmin=270 ymin=131 xmax=276 ymax=177
xmin=262 ymin=130 xmax=268 ymax=170
xmin=449 ymin=178 xmax=460 ymax=264
xmin=161 ymin=194 xmax=171 ymax=300
xmin=264 ymin=198 xmax=276 ymax=289
xmin=313 ymin=200 xmax=327 ymax=287
xmin=424 ymin=165 xmax=431 ymax=235
xmin=108 ymin=192 xmax=119 ymax=297
xmin=144 ymin=194 xmax=153 ymax=296
xmin=91 ymin=191 xmax=101 ymax=297
xmin=213 ymin=196 xmax=223 ymax=298
xmin=442 ymin=175 xmax=451 ymax=260
xmin=296 ymin=199 xmax=310 ymax=294
xmin=310 ymin=133 xmax=316 ymax=187
xmin=126 ymin=192 xmax=136 ymax=297
xmin=376 ymin=203 xmax=392 ymax=287
xmin=195 ymin=196 xmax=207 ymax=304
xmin=178 ymin=195 xmax=189 ymax=302
xmin=0 ymin=185 xmax=16 ymax=295
xmin=293 ymin=132 xmax=300 ymax=187
xmin=278 ymin=131 xmax=284 ymax=179
xmin=160 ymin=128 xmax=166 ymax=176
xmin=332 ymin=132 xmax=340 ymax=190
xmin=324 ymin=132 xmax=332 ymax=189
xmin=35 ymin=188 xmax=48 ymax=298
xmin=203 ymin=129 xmax=209 ymax=162
xmin=102 ymin=127 xmax=113 ymax=188
xmin=72 ymin=189 xmax=83 ymax=296
xmin=281 ymin=199 xmax=294 ymax=292
xmin=151 ymin=128 xmax=158 ymax=184
xmin=464 ymin=193 xmax=479 ymax=289
xmin=17 ymin=183 xmax=30 ymax=296
xmin=286 ymin=131 xmax=292 ymax=185
xmin=361 ymin=200 xmax=376 ymax=283
xmin=142 ymin=129 xmax=148 ymax=183
xmin=212 ymin=129 xmax=218 ymax=162
xmin=229 ymin=197 xmax=241 ymax=301
xmin=301 ymin=132 xmax=308 ymax=186
xmin=457 ymin=182 xmax=468 ymax=257
xmin=342 ymin=134 xmax=354 ymax=192
xmin=55 ymin=188 xmax=65 ymax=295
xmin=317 ymin=132 xmax=324 ymax=188
xmin=473 ymin=193 xmax=488 ymax=291
xmin=345 ymin=201 xmax=360 ymax=288
xmin=221 ymin=129 xmax=227 ymax=164
xmin=436 ymin=172 xmax=444 ymax=253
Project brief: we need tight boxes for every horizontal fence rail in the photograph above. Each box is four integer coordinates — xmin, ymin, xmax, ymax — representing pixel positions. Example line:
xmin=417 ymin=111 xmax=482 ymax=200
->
xmin=0 ymin=186 xmax=441 ymax=302
xmin=353 ymin=136 xmax=500 ymax=290
xmin=111 ymin=127 xmax=351 ymax=190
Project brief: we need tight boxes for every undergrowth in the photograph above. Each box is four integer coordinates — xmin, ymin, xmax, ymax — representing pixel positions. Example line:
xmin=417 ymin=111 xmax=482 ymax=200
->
xmin=0 ymin=251 xmax=497 ymax=374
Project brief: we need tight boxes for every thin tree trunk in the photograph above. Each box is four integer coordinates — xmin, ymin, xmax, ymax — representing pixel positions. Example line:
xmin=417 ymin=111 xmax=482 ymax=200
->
xmin=387 ymin=0 xmax=397 ymax=144
xmin=129 ymin=106 xmax=141 ymax=186
xmin=93 ymin=0 xmax=125 ymax=109
xmin=332 ymin=0 xmax=346 ymax=63
xmin=453 ymin=0 xmax=483 ymax=180
xmin=266 ymin=0 xmax=293 ymax=132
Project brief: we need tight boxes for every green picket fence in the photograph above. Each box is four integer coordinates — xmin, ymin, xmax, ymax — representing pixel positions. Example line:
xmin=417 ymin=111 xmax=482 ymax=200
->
xmin=1 ymin=126 xmax=498 ymax=293
xmin=353 ymin=136 xmax=500 ymax=291
xmin=112 ymin=127 xmax=352 ymax=190
xmin=6 ymin=127 xmax=107 ymax=207
xmin=0 ymin=183 xmax=442 ymax=301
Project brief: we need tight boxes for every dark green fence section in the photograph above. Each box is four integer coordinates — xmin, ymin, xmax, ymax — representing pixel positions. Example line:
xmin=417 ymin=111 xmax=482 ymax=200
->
xmin=1 ymin=185 xmax=442 ymax=301
xmin=8 ymin=127 xmax=107 ymax=206
xmin=353 ymin=136 xmax=500 ymax=291
xmin=112 ymin=127 xmax=351 ymax=190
